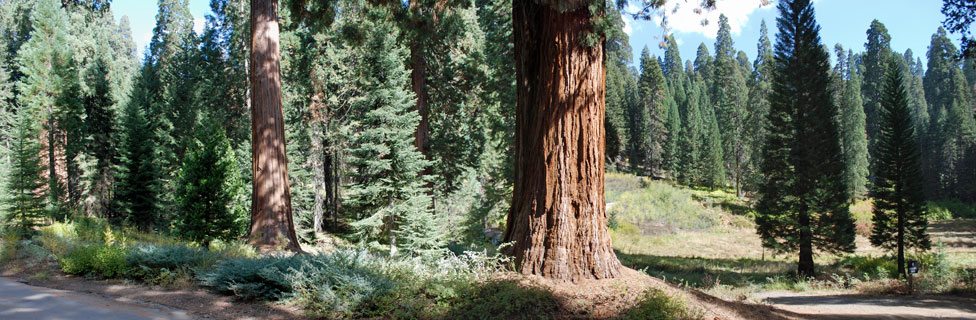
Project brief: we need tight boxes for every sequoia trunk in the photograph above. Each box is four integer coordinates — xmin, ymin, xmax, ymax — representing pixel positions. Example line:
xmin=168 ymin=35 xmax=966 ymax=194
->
xmin=502 ymin=1 xmax=621 ymax=281
xmin=248 ymin=0 xmax=300 ymax=251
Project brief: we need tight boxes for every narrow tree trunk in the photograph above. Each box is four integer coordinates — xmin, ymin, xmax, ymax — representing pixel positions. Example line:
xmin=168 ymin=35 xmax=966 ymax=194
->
xmin=248 ymin=0 xmax=300 ymax=251
xmin=312 ymin=127 xmax=325 ymax=234
xmin=798 ymin=208 xmax=815 ymax=278
xmin=502 ymin=1 xmax=621 ymax=282
xmin=897 ymin=201 xmax=905 ymax=278
xmin=408 ymin=2 xmax=429 ymax=157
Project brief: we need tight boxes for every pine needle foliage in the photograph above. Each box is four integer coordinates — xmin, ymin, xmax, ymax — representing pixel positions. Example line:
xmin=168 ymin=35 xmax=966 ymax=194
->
xmin=870 ymin=60 xmax=931 ymax=278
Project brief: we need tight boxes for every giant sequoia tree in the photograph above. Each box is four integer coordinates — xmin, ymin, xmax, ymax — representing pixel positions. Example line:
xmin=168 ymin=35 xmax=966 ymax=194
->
xmin=249 ymin=0 xmax=300 ymax=251
xmin=502 ymin=1 xmax=622 ymax=281
xmin=755 ymin=0 xmax=856 ymax=277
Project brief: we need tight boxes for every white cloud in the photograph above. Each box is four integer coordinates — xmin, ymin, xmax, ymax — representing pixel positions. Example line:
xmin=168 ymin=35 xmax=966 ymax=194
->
xmin=623 ymin=16 xmax=634 ymax=35
xmin=652 ymin=0 xmax=771 ymax=38
xmin=193 ymin=18 xmax=205 ymax=34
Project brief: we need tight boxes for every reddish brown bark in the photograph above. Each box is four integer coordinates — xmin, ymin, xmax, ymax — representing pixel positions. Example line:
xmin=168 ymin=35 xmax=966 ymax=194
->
xmin=248 ymin=0 xmax=300 ymax=251
xmin=502 ymin=1 xmax=621 ymax=282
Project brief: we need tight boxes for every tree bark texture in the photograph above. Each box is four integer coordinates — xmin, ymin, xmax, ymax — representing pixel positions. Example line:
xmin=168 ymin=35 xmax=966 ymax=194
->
xmin=248 ymin=0 xmax=301 ymax=251
xmin=409 ymin=2 xmax=430 ymax=157
xmin=502 ymin=1 xmax=621 ymax=282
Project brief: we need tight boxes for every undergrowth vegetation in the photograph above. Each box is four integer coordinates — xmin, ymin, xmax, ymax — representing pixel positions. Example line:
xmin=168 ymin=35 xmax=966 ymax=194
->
xmin=1 ymin=217 xmax=699 ymax=319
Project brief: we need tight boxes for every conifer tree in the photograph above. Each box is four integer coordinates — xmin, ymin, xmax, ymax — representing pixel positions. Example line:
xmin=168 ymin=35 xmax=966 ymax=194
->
xmin=346 ymin=18 xmax=442 ymax=255
xmin=113 ymin=76 xmax=159 ymax=230
xmin=870 ymin=61 xmax=931 ymax=278
xmin=839 ymin=52 xmax=870 ymax=199
xmin=924 ymin=28 xmax=976 ymax=201
xmin=16 ymin=0 xmax=74 ymax=222
xmin=702 ymin=96 xmax=725 ymax=189
xmin=628 ymin=48 xmax=657 ymax=176
xmin=174 ymin=118 xmax=247 ymax=245
xmin=679 ymin=77 xmax=705 ymax=185
xmin=862 ymin=20 xmax=892 ymax=153
xmin=712 ymin=14 xmax=750 ymax=196
xmin=634 ymin=47 xmax=669 ymax=177
xmin=745 ymin=20 xmax=774 ymax=191
xmin=756 ymin=0 xmax=856 ymax=277
xmin=3 ymin=113 xmax=46 ymax=234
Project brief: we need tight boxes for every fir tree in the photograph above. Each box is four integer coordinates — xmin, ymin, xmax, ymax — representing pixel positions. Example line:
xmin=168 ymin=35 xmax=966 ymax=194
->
xmin=16 ymin=0 xmax=74 ymax=222
xmin=3 ymin=113 xmax=46 ymax=235
xmin=862 ymin=20 xmax=892 ymax=154
xmin=839 ymin=53 xmax=870 ymax=199
xmin=679 ymin=77 xmax=705 ymax=185
xmin=870 ymin=60 xmax=931 ymax=278
xmin=174 ymin=117 xmax=246 ymax=245
xmin=745 ymin=20 xmax=774 ymax=191
xmin=628 ymin=48 xmax=655 ymax=176
xmin=702 ymin=95 xmax=725 ymax=189
xmin=634 ymin=47 xmax=668 ymax=177
xmin=712 ymin=14 xmax=750 ymax=196
xmin=924 ymin=28 xmax=976 ymax=201
xmin=113 ymin=77 xmax=158 ymax=230
xmin=756 ymin=0 xmax=856 ymax=277
xmin=346 ymin=18 xmax=442 ymax=256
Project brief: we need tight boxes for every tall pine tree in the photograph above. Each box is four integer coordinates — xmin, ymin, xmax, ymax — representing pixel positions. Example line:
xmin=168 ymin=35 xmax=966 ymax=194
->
xmin=839 ymin=51 xmax=870 ymax=199
xmin=862 ymin=20 xmax=892 ymax=155
xmin=756 ymin=0 xmax=856 ymax=277
xmin=870 ymin=60 xmax=931 ymax=278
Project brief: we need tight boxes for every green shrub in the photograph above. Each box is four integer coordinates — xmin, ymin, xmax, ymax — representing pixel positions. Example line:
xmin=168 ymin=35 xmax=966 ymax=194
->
xmin=209 ymin=239 xmax=258 ymax=259
xmin=616 ymin=289 xmax=697 ymax=320
xmin=443 ymin=280 xmax=559 ymax=320
xmin=926 ymin=200 xmax=976 ymax=220
xmin=60 ymin=244 xmax=129 ymax=278
xmin=284 ymin=251 xmax=398 ymax=317
xmin=74 ymin=217 xmax=112 ymax=243
xmin=916 ymin=246 xmax=957 ymax=293
xmin=126 ymin=245 xmax=220 ymax=281
xmin=610 ymin=181 xmax=720 ymax=234
xmin=837 ymin=255 xmax=896 ymax=280
xmin=198 ymin=254 xmax=306 ymax=300
xmin=606 ymin=173 xmax=644 ymax=203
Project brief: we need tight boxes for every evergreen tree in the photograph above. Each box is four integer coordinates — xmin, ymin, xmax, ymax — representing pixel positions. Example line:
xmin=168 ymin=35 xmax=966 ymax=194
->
xmin=694 ymin=43 xmax=713 ymax=84
xmin=839 ymin=52 xmax=870 ymax=199
xmin=3 ymin=113 xmax=46 ymax=235
xmin=862 ymin=20 xmax=892 ymax=155
xmin=16 ymin=0 xmax=74 ymax=222
xmin=745 ymin=20 xmax=774 ymax=192
xmin=346 ymin=18 xmax=442 ymax=255
xmin=604 ymin=9 xmax=635 ymax=168
xmin=678 ymin=77 xmax=705 ymax=185
xmin=870 ymin=61 xmax=931 ymax=278
xmin=711 ymin=14 xmax=750 ymax=196
xmin=81 ymin=58 xmax=115 ymax=217
xmin=174 ymin=118 xmax=246 ymax=245
xmin=756 ymin=0 xmax=856 ymax=277
xmin=113 ymin=76 xmax=158 ymax=230
xmin=628 ymin=48 xmax=658 ymax=176
xmin=702 ymin=94 xmax=725 ymax=189
xmin=924 ymin=28 xmax=976 ymax=201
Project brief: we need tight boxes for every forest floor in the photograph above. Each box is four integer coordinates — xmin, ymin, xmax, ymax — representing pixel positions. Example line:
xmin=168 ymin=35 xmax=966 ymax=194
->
xmin=0 ymin=258 xmax=309 ymax=320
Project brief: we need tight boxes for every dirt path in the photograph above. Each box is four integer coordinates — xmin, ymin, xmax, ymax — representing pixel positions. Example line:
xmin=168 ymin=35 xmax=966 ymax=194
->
xmin=758 ymin=291 xmax=976 ymax=319
xmin=0 ymin=277 xmax=190 ymax=320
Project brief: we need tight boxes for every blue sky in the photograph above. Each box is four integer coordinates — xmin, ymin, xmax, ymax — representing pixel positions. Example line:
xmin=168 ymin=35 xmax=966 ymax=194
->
xmin=113 ymin=0 xmax=956 ymax=67
xmin=112 ymin=0 xmax=212 ymax=58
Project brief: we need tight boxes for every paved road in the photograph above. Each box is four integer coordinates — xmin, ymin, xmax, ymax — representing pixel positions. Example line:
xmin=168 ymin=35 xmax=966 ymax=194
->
xmin=0 ymin=277 xmax=191 ymax=320
xmin=759 ymin=291 xmax=976 ymax=319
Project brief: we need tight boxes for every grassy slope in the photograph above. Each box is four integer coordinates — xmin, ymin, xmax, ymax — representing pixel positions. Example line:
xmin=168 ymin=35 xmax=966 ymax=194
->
xmin=606 ymin=173 xmax=976 ymax=297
